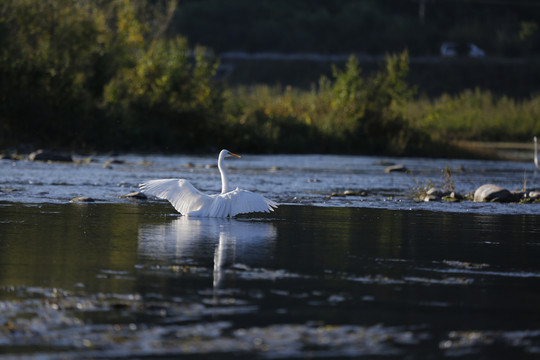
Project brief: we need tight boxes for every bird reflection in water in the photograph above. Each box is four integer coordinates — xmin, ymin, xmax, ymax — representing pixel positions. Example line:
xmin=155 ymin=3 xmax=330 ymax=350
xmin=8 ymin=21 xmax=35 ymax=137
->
xmin=137 ymin=217 xmax=277 ymax=292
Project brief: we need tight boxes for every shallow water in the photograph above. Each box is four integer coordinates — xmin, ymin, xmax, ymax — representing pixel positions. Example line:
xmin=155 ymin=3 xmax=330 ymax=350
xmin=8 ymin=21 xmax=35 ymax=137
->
xmin=0 ymin=153 xmax=539 ymax=358
xmin=1 ymin=153 xmax=539 ymax=214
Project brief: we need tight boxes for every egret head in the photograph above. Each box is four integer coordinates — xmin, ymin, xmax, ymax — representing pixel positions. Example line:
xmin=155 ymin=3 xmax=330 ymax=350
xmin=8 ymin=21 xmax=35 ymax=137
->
xmin=221 ymin=149 xmax=241 ymax=159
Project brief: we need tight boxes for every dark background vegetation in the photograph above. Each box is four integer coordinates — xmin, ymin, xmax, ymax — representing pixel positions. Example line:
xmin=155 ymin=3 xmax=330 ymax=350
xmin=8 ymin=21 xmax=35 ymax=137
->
xmin=174 ymin=0 xmax=540 ymax=97
xmin=1 ymin=0 xmax=539 ymax=156
xmin=171 ymin=0 xmax=540 ymax=57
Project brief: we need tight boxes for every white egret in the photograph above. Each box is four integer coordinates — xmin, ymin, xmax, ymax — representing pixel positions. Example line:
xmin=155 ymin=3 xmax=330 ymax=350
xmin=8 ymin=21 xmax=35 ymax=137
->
xmin=140 ymin=150 xmax=278 ymax=217
xmin=535 ymin=136 xmax=539 ymax=169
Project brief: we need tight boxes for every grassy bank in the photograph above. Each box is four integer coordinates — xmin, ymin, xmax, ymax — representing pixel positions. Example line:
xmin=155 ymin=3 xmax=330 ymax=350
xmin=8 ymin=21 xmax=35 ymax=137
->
xmin=406 ymin=89 xmax=540 ymax=143
xmin=220 ymin=52 xmax=432 ymax=155
xmin=222 ymin=80 xmax=540 ymax=158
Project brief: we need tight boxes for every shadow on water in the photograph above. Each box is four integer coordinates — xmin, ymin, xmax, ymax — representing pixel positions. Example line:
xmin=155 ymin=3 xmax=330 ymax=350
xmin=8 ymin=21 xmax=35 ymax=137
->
xmin=0 ymin=201 xmax=539 ymax=359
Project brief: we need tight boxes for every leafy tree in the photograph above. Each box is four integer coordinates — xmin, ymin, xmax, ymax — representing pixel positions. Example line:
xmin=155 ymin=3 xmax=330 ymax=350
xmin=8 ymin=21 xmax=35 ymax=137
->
xmin=0 ymin=0 xmax=108 ymax=148
xmin=103 ymin=37 xmax=223 ymax=151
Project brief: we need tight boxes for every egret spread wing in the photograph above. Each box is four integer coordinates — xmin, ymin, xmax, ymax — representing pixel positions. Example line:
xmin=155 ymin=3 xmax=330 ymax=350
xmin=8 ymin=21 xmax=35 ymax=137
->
xmin=140 ymin=179 xmax=213 ymax=216
xmin=140 ymin=150 xmax=278 ymax=217
xmin=219 ymin=188 xmax=277 ymax=217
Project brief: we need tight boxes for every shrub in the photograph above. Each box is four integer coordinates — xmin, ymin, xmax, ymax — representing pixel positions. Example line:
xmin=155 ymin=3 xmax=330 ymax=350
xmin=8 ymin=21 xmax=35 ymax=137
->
xmin=225 ymin=51 xmax=432 ymax=155
xmin=103 ymin=38 xmax=224 ymax=151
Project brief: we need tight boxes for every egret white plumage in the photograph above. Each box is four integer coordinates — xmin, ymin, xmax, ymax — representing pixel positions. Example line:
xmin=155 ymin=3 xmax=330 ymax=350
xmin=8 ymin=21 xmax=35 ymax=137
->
xmin=140 ymin=150 xmax=278 ymax=217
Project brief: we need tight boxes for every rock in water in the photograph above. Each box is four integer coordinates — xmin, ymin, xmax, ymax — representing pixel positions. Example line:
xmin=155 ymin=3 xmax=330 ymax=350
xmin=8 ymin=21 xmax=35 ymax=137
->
xmin=118 ymin=191 xmax=147 ymax=199
xmin=529 ymin=191 xmax=540 ymax=200
xmin=29 ymin=150 xmax=73 ymax=162
xmin=423 ymin=187 xmax=442 ymax=202
xmin=473 ymin=184 xmax=514 ymax=202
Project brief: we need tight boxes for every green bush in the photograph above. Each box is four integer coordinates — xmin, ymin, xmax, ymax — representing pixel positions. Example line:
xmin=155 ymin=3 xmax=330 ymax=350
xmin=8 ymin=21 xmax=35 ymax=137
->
xmin=317 ymin=52 xmax=418 ymax=153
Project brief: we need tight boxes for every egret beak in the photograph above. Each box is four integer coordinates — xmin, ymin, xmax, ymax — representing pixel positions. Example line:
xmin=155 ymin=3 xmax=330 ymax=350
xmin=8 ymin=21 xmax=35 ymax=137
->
xmin=228 ymin=151 xmax=241 ymax=158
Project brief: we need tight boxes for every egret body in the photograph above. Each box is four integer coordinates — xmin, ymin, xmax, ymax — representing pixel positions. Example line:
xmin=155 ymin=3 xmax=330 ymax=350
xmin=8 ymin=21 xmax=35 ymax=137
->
xmin=140 ymin=150 xmax=277 ymax=217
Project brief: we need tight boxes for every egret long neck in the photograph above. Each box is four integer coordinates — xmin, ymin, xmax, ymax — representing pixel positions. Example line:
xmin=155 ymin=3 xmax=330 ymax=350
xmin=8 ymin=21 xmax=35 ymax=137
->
xmin=218 ymin=154 xmax=230 ymax=194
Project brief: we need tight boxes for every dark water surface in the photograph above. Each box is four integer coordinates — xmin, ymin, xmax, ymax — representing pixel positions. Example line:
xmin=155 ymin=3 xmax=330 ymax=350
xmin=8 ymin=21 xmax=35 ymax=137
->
xmin=1 ymin=202 xmax=539 ymax=359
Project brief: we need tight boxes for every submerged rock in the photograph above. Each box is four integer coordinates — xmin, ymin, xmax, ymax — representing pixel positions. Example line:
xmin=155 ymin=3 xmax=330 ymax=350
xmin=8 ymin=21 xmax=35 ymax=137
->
xmin=442 ymin=192 xmax=462 ymax=202
xmin=384 ymin=164 xmax=408 ymax=173
xmin=103 ymin=159 xmax=125 ymax=168
xmin=518 ymin=191 xmax=540 ymax=203
xmin=70 ymin=197 xmax=95 ymax=203
xmin=74 ymin=157 xmax=93 ymax=165
xmin=0 ymin=153 xmax=15 ymax=160
xmin=118 ymin=191 xmax=147 ymax=199
xmin=28 ymin=149 xmax=73 ymax=162
xmin=343 ymin=190 xmax=367 ymax=196
xmin=331 ymin=190 xmax=367 ymax=197
xmin=0 ymin=187 xmax=18 ymax=193
xmin=473 ymin=184 xmax=515 ymax=203
xmin=105 ymin=159 xmax=125 ymax=165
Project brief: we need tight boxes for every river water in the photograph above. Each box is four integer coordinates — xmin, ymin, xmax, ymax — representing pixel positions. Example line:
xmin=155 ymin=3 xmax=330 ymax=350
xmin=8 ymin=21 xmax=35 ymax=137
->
xmin=0 ymin=153 xmax=539 ymax=359
xmin=1 ymin=152 xmax=539 ymax=214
